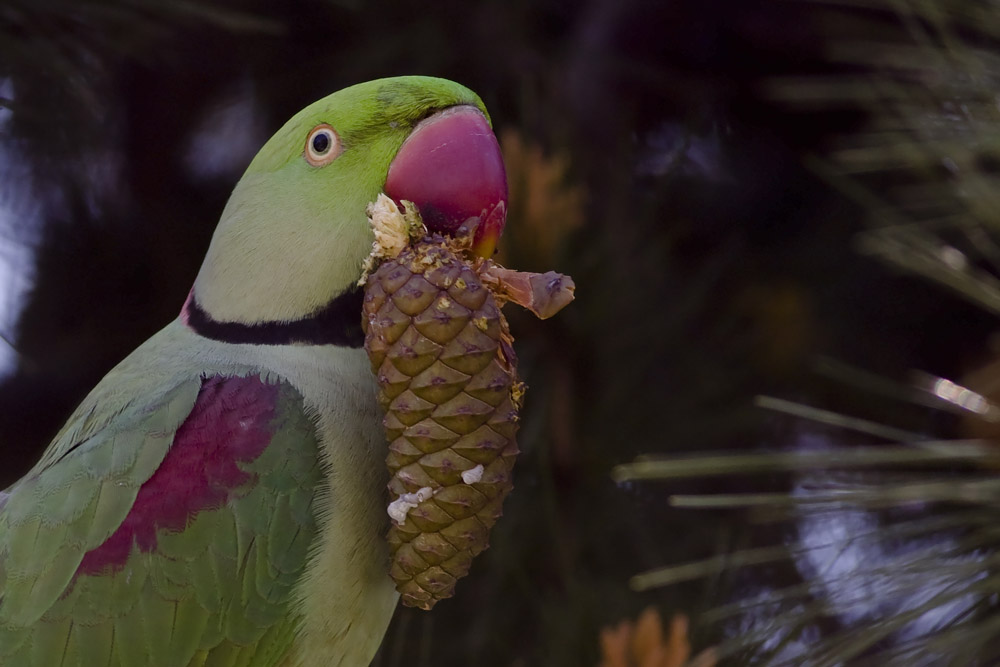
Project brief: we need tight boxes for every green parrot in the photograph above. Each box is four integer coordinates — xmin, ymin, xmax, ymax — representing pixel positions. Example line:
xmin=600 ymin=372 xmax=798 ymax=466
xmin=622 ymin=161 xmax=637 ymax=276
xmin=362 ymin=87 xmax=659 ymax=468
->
xmin=0 ymin=76 xmax=508 ymax=666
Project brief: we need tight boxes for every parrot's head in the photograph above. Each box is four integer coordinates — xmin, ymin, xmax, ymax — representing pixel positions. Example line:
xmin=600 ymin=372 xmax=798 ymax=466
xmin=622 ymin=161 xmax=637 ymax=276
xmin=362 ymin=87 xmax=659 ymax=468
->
xmin=186 ymin=76 xmax=507 ymax=343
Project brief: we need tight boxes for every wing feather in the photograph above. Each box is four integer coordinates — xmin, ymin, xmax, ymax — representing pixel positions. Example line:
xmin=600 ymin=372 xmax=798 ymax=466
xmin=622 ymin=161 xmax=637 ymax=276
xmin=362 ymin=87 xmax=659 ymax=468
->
xmin=0 ymin=374 xmax=323 ymax=666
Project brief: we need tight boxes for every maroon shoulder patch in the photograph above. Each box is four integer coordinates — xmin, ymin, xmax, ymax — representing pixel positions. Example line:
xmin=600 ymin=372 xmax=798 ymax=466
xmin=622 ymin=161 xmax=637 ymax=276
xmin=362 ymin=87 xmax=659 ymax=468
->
xmin=77 ymin=374 xmax=279 ymax=576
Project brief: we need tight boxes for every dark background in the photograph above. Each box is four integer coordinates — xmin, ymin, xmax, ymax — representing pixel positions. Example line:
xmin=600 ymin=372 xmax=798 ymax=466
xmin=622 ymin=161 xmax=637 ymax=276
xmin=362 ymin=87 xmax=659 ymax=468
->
xmin=3 ymin=1 xmax=998 ymax=664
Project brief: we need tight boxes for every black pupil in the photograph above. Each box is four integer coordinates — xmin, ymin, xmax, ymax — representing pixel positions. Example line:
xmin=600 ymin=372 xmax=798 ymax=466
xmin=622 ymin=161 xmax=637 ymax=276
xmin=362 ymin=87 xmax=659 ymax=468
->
xmin=312 ymin=132 xmax=330 ymax=154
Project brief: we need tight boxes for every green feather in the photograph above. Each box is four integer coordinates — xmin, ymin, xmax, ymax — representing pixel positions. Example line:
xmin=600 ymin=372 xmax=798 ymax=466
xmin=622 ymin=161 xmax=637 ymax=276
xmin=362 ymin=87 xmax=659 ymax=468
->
xmin=113 ymin=600 xmax=147 ymax=666
xmin=71 ymin=619 xmax=114 ymax=667
xmin=170 ymin=595 xmax=211 ymax=660
xmin=0 ymin=375 xmax=324 ymax=665
xmin=28 ymin=614 xmax=72 ymax=666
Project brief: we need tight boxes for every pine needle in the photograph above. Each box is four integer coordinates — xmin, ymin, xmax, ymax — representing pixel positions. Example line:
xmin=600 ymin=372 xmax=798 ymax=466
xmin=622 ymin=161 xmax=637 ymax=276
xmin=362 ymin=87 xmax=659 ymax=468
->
xmin=754 ymin=396 xmax=926 ymax=441
xmin=614 ymin=443 xmax=996 ymax=482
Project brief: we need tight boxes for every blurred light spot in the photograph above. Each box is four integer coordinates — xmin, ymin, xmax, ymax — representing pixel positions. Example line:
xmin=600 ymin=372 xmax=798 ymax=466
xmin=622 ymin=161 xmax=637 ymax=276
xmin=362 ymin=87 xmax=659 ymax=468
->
xmin=185 ymin=78 xmax=266 ymax=181
xmin=0 ymin=78 xmax=12 ymax=130
xmin=636 ymin=121 xmax=727 ymax=180
xmin=795 ymin=499 xmax=884 ymax=625
xmin=725 ymin=586 xmax=817 ymax=663
xmin=931 ymin=376 xmax=991 ymax=414
xmin=938 ymin=245 xmax=967 ymax=271
xmin=792 ymin=431 xmax=984 ymax=649
xmin=0 ymin=78 xmax=40 ymax=380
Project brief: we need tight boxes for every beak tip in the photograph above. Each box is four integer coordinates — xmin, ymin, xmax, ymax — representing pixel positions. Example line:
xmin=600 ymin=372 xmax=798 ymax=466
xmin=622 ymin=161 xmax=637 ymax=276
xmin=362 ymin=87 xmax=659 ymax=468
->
xmin=470 ymin=199 xmax=506 ymax=258
xmin=386 ymin=105 xmax=508 ymax=252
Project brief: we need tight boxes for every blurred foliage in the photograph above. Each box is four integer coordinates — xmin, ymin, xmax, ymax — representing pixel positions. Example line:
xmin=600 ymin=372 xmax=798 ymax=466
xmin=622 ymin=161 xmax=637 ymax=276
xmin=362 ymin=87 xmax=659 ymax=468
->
xmin=5 ymin=0 xmax=1000 ymax=665
xmin=615 ymin=1 xmax=1000 ymax=665
xmin=599 ymin=607 xmax=717 ymax=667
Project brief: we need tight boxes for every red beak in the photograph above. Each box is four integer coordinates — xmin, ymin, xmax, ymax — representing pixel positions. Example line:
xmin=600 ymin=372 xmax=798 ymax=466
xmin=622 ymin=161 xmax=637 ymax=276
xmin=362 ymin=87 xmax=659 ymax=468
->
xmin=385 ymin=105 xmax=507 ymax=257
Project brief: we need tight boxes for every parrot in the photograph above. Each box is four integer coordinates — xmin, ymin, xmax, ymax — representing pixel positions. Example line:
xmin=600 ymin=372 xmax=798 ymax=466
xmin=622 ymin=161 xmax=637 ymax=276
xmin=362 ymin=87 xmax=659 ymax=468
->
xmin=0 ymin=75 xmax=509 ymax=666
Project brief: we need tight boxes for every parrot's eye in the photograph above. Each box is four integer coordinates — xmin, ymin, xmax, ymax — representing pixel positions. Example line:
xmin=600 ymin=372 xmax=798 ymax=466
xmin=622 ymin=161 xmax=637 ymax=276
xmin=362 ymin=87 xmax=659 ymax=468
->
xmin=304 ymin=124 xmax=341 ymax=167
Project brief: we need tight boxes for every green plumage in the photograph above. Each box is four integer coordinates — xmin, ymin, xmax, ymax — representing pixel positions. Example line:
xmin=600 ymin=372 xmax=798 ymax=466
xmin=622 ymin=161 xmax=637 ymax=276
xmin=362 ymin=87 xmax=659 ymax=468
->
xmin=0 ymin=381 xmax=198 ymax=631
xmin=0 ymin=369 xmax=323 ymax=666
xmin=0 ymin=76 xmax=495 ymax=666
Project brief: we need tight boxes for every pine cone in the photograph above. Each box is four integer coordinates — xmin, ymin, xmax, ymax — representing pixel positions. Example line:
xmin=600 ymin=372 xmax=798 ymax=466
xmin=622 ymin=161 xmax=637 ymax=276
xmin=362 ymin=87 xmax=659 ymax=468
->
xmin=360 ymin=196 xmax=574 ymax=609
xmin=362 ymin=237 xmax=520 ymax=609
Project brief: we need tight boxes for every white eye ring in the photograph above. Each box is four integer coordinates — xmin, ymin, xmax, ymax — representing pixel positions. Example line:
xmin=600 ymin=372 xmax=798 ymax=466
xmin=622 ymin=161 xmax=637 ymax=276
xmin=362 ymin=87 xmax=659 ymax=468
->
xmin=304 ymin=124 xmax=341 ymax=167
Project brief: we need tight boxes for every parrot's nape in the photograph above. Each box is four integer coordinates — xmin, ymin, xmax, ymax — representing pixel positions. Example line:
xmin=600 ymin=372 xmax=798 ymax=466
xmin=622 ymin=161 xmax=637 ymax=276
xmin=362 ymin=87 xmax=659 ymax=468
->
xmin=0 ymin=76 xmax=509 ymax=667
